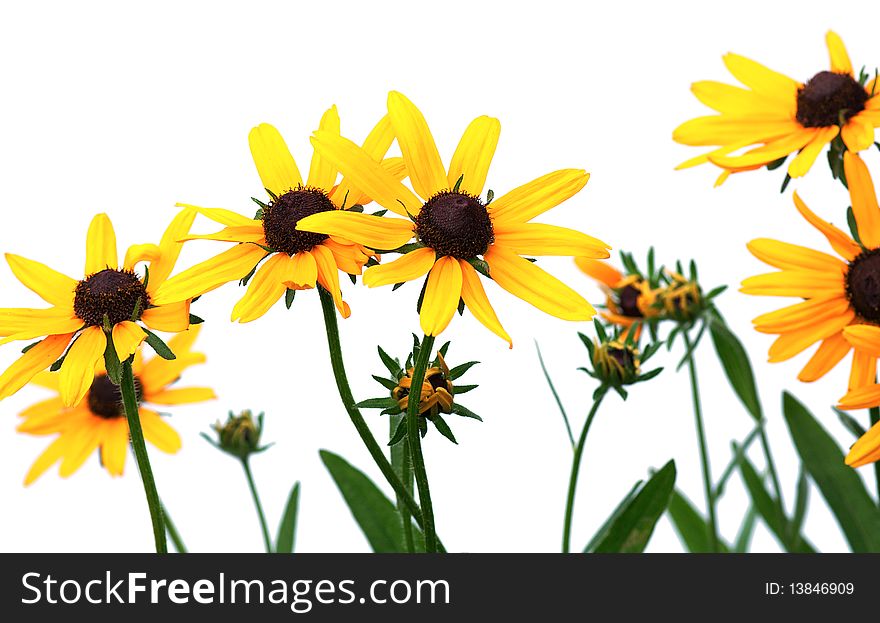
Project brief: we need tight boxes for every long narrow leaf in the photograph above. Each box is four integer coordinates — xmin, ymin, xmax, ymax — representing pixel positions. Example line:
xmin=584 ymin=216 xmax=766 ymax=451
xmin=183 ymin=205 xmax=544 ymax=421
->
xmin=709 ymin=319 xmax=762 ymax=421
xmin=666 ymin=488 xmax=724 ymax=553
xmin=275 ymin=481 xmax=300 ymax=553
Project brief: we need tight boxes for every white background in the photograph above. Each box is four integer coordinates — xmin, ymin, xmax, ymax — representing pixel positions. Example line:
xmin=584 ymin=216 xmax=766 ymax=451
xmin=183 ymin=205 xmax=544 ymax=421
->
xmin=1 ymin=0 xmax=878 ymax=553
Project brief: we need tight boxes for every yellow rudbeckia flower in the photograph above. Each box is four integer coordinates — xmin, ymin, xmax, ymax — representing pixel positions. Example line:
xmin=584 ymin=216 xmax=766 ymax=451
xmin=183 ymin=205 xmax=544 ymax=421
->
xmin=17 ymin=325 xmax=214 ymax=484
xmin=0 ymin=210 xmax=196 ymax=407
xmin=152 ymin=107 xmax=402 ymax=321
xmin=674 ymin=31 xmax=880 ymax=184
xmin=741 ymin=152 xmax=880 ymax=390
xmin=297 ymin=91 xmax=609 ymax=345
xmin=576 ymin=258 xmax=659 ymax=331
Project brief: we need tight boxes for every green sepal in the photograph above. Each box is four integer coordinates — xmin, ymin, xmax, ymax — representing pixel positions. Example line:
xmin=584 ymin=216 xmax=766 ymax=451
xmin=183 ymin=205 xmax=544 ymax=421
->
xmin=143 ymin=328 xmax=176 ymax=360
xmin=432 ymin=414 xmax=457 ymax=444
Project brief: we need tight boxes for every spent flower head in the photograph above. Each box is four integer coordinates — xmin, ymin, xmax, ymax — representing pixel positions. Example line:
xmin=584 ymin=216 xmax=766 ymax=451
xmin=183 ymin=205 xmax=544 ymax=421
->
xmin=579 ymin=320 xmax=663 ymax=400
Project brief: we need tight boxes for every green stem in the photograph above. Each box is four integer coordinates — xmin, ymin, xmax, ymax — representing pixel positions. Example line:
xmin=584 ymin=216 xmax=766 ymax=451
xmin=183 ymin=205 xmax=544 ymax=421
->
xmin=682 ymin=329 xmax=719 ymax=553
xmin=317 ymin=287 xmax=428 ymax=531
xmin=391 ymin=413 xmax=415 ymax=553
xmin=120 ymin=360 xmax=167 ymax=554
xmin=407 ymin=334 xmax=437 ymax=553
xmin=241 ymin=458 xmax=272 ymax=553
xmin=562 ymin=387 xmax=607 ymax=553
xmin=162 ymin=502 xmax=187 ymax=553
xmin=871 ymin=406 xmax=880 ymax=507
xmin=759 ymin=428 xmax=785 ymax=514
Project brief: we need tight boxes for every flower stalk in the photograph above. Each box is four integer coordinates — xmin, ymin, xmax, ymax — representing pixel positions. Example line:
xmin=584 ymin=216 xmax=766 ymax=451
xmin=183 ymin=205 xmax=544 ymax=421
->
xmin=407 ymin=334 xmax=438 ymax=553
xmin=241 ymin=458 xmax=272 ymax=553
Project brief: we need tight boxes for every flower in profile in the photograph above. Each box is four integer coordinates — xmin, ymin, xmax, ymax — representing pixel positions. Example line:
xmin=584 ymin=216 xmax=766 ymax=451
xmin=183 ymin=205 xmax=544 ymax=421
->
xmin=579 ymin=320 xmax=662 ymax=399
xmin=297 ymin=91 xmax=609 ymax=345
xmin=741 ymin=152 xmax=880 ymax=388
xmin=17 ymin=326 xmax=213 ymax=484
xmin=674 ymin=31 xmax=880 ymax=185
xmin=0 ymin=210 xmax=196 ymax=407
xmin=357 ymin=339 xmax=482 ymax=444
xmin=654 ymin=265 xmax=710 ymax=323
xmin=153 ymin=108 xmax=403 ymax=321
xmin=576 ymin=251 xmax=660 ymax=332
xmin=202 ymin=409 xmax=270 ymax=460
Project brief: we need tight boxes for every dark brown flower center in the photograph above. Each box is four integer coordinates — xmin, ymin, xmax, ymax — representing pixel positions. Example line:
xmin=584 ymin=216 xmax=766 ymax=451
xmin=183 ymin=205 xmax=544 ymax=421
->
xmin=262 ymin=186 xmax=333 ymax=255
xmin=796 ymin=71 xmax=868 ymax=128
xmin=847 ymin=249 xmax=880 ymax=322
xmin=88 ymin=373 xmax=143 ymax=419
xmin=74 ymin=269 xmax=148 ymax=326
xmin=608 ymin=347 xmax=635 ymax=370
xmin=616 ymin=285 xmax=643 ymax=317
xmin=414 ymin=191 xmax=494 ymax=259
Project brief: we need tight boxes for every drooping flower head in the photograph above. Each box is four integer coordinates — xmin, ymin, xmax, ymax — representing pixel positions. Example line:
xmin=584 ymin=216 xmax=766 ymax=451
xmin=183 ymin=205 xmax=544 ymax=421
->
xmin=576 ymin=253 xmax=660 ymax=333
xmin=742 ymin=152 xmax=880 ymax=391
xmin=0 ymin=210 xmax=196 ymax=407
xmin=153 ymin=107 xmax=403 ymax=321
xmin=297 ymin=91 xmax=609 ymax=345
xmin=674 ymin=31 xmax=880 ymax=185
xmin=17 ymin=325 xmax=213 ymax=484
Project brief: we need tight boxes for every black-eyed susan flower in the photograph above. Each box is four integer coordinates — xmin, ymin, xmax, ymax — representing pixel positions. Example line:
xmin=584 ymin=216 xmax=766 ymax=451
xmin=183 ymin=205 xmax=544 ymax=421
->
xmin=152 ymin=108 xmax=403 ymax=320
xmin=576 ymin=253 xmax=660 ymax=331
xmin=742 ymin=152 xmax=880 ymax=387
xmin=579 ymin=321 xmax=662 ymax=399
xmin=296 ymin=91 xmax=609 ymax=345
xmin=0 ymin=211 xmax=196 ymax=407
xmin=674 ymin=31 xmax=880 ymax=185
xmin=17 ymin=326 xmax=213 ymax=484
xmin=357 ymin=340 xmax=482 ymax=445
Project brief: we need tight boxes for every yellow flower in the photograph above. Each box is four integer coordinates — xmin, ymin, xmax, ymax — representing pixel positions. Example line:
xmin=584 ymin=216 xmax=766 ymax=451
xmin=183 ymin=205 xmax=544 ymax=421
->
xmin=674 ymin=31 xmax=880 ymax=185
xmin=17 ymin=325 xmax=214 ymax=484
xmin=152 ymin=108 xmax=402 ymax=321
xmin=297 ymin=91 xmax=609 ymax=345
xmin=0 ymin=210 xmax=196 ymax=407
xmin=845 ymin=420 xmax=880 ymax=468
xmin=576 ymin=258 xmax=658 ymax=331
xmin=741 ymin=152 xmax=880 ymax=390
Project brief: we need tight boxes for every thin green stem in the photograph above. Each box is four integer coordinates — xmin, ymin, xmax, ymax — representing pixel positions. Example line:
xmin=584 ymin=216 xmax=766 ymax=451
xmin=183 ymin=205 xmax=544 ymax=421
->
xmin=391 ymin=413 xmax=415 ymax=553
xmin=241 ymin=458 xmax=272 ymax=553
xmin=161 ymin=502 xmax=187 ymax=553
xmin=317 ymin=287 xmax=429 ymax=532
xmin=682 ymin=329 xmax=719 ymax=553
xmin=562 ymin=387 xmax=607 ymax=553
xmin=713 ymin=422 xmax=762 ymax=499
xmin=536 ymin=341 xmax=575 ymax=449
xmin=407 ymin=334 xmax=437 ymax=553
xmin=759 ymin=428 xmax=785 ymax=512
xmin=871 ymin=406 xmax=880 ymax=507
xmin=120 ymin=360 xmax=167 ymax=554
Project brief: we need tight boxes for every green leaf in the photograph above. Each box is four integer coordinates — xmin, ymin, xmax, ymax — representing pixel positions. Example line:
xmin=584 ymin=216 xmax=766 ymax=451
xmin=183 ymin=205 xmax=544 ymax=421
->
xmin=667 ymin=489 xmax=728 ymax=553
xmin=782 ymin=392 xmax=880 ymax=552
xmin=377 ymin=346 xmax=401 ymax=377
xmin=284 ymin=289 xmax=296 ymax=309
xmin=591 ymin=460 xmax=676 ymax=553
xmin=320 ymin=450 xmax=408 ymax=552
xmin=584 ymin=481 xmax=642 ymax=553
xmin=356 ymin=397 xmax=399 ymax=410
xmin=21 ymin=340 xmax=42 ymax=354
xmin=448 ymin=361 xmax=478 ymax=380
xmin=451 ymin=403 xmax=482 ymax=421
xmin=371 ymin=375 xmax=398 ymax=391
xmin=835 ymin=407 xmax=867 ymax=438
xmin=708 ymin=319 xmax=762 ymax=421
xmin=275 ymin=481 xmax=300 ymax=553
xmin=453 ymin=384 xmax=478 ymax=395
xmin=733 ymin=506 xmax=758 ymax=553
xmin=432 ymin=414 xmax=457 ymax=444
xmin=103 ymin=331 xmax=122 ymax=385
xmin=142 ymin=328 xmax=176 ymax=360
xmin=787 ymin=468 xmax=809 ymax=550
xmin=388 ymin=417 xmax=408 ymax=446
xmin=188 ymin=313 xmax=204 ymax=325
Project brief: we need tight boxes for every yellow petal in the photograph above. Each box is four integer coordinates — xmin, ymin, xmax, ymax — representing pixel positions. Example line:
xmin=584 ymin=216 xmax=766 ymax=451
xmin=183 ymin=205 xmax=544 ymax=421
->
xmin=843 ymin=418 xmax=880 ymax=466
xmin=0 ymin=333 xmax=72 ymax=401
xmin=100 ymin=419 xmax=128 ymax=476
xmin=284 ymin=251 xmax=318 ymax=289
xmin=753 ymin=296 xmax=850 ymax=333
xmin=746 ymin=238 xmax=847 ymax=272
xmin=690 ymin=80 xmax=796 ymax=116
xmin=826 ymin=30 xmax=853 ymax=75
xmin=151 ymin=208 xmax=206 ymax=286
xmin=722 ymin=53 xmax=800 ymax=102
xmin=849 ymin=350 xmax=877 ymax=391
xmin=841 ymin=114 xmax=875 ymax=152
xmin=798 ymin=333 xmax=851 ymax=382
xmin=310 ymin=131 xmax=422 ymax=216
xmin=123 ymin=244 xmax=161 ymax=270
xmin=313 ymin=245 xmax=350 ymax=318
xmin=844 ymin=152 xmax=880 ymax=249
xmin=59 ymin=326 xmax=106 ymax=407
xmin=787 ymin=126 xmax=838 ymax=178
xmin=332 ymin=114 xmax=396 ymax=208
xmin=231 ymin=254 xmax=289 ymax=323
xmin=0 ymin=307 xmax=82 ymax=340
xmin=363 ymin=247 xmax=436 ymax=288
xmin=843 ymin=324 xmax=880 ymax=357
xmin=740 ymin=270 xmax=844 ymax=297
xmin=447 ymin=115 xmax=500 ymax=195
xmin=5 ymin=254 xmax=76 ymax=308
xmin=140 ymin=353 xmax=205 ymax=394
xmin=112 ymin=321 xmax=146 ymax=362
xmin=709 ymin=128 xmax=817 ymax=169
xmin=58 ymin=422 xmax=104 ymax=477
xmin=141 ymin=300 xmax=191 ymax=333
xmin=24 ymin=436 xmax=68 ymax=485
xmin=766 ymin=311 xmax=854 ymax=362
xmin=175 ymin=203 xmax=261 ymax=228
xmin=248 ymin=123 xmax=302 ymax=196
xmin=180 ymin=225 xmax=266 ymax=244
xmin=85 ymin=213 xmax=118 ymax=274
xmin=166 ymin=324 xmax=201 ymax=358
xmin=419 ymin=257 xmax=463 ymax=336
xmin=575 ymin=258 xmax=623 ymax=287
xmin=489 ymin=169 xmax=589 ymax=226
xmin=151 ymin=244 xmax=268 ymax=305
xmin=146 ymin=386 xmax=216 ymax=405
xmin=673 ymin=116 xmax=800 ymax=147
xmin=387 ymin=91 xmax=447 ymax=200
xmin=484 ymin=245 xmax=595 ymax=321
xmin=459 ymin=259 xmax=511 ymax=347
xmin=297 ymin=210 xmax=414 ymax=250
xmin=793 ymin=192 xmax=860 ymax=261
xmin=140 ymin=408 xmax=182 ymax=453
xmin=306 ymin=105 xmax=340 ymax=190
xmin=493 ymin=223 xmax=610 ymax=258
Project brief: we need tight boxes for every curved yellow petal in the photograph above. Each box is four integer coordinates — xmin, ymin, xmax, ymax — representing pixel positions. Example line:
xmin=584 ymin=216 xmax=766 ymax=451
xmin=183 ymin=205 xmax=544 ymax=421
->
xmin=766 ymin=311 xmax=854 ymax=362
xmin=844 ymin=152 xmax=880 ymax=248
xmin=709 ymin=128 xmax=817 ymax=169
xmin=419 ymin=257 xmax=463 ymax=336
xmin=59 ymin=326 xmax=106 ymax=407
xmin=231 ymin=253 xmax=289 ymax=323
xmin=141 ymin=301 xmax=191 ymax=333
xmin=111 ymin=321 xmax=146 ymax=362
xmin=140 ymin=353 xmax=205 ymax=394
xmin=297 ymin=210 xmax=414 ymax=250
xmin=332 ymin=114 xmax=396 ymax=209
xmin=248 ymin=123 xmax=302 ymax=196
xmin=459 ymin=260 xmax=511 ymax=347
xmin=740 ymin=270 xmax=844 ymax=297
xmin=313 ymin=245 xmax=350 ymax=318
xmin=175 ymin=203 xmax=260 ymax=228
xmin=746 ymin=238 xmax=847 ymax=272
xmin=140 ymin=408 xmax=182 ymax=453
xmin=310 ymin=131 xmax=421 ymax=216
xmin=493 ymin=223 xmax=610 ymax=258
xmin=722 ymin=53 xmax=800 ymax=102
xmin=166 ymin=324 xmax=202 ymax=358
xmin=575 ymin=258 xmax=623 ymax=288
xmin=5 ymin=254 xmax=76 ymax=308
xmin=307 ymin=105 xmax=340 ymax=190
xmin=849 ymin=350 xmax=877 ymax=391
xmin=843 ymin=418 xmax=880 ymax=466
xmin=151 ymin=244 xmax=268 ymax=305
xmin=0 ymin=333 xmax=72 ymax=401
xmin=123 ymin=244 xmax=161 ymax=271
xmin=100 ymin=419 xmax=128 ymax=476
xmin=792 ymin=192 xmax=860 ymax=260
xmin=447 ymin=116 xmax=500 ymax=195
xmin=387 ymin=91 xmax=447 ymax=200
xmin=179 ymin=226 xmax=266 ymax=244
xmin=826 ymin=31 xmax=853 ymax=75
xmin=284 ymin=251 xmax=318 ymax=290
xmin=689 ymin=80 xmax=796 ymax=116
xmin=788 ymin=126 xmax=838 ymax=178
xmin=673 ymin=116 xmax=800 ymax=147
xmin=24 ymin=436 xmax=68 ymax=485
xmin=489 ymin=169 xmax=590 ymax=226
xmin=841 ymin=114 xmax=875 ymax=153
xmin=58 ymin=422 xmax=104 ymax=477
xmin=0 ymin=307 xmax=82 ymax=340
xmin=148 ymin=208 xmax=199 ymax=287
xmin=485 ymin=245 xmax=595 ymax=321
xmin=363 ymin=247 xmax=436 ymax=288
xmin=753 ymin=295 xmax=850 ymax=333
xmin=798 ymin=333 xmax=851 ymax=382
xmin=146 ymin=386 xmax=216 ymax=405
xmin=842 ymin=324 xmax=880 ymax=357
xmin=85 ymin=213 xmax=118 ymax=274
